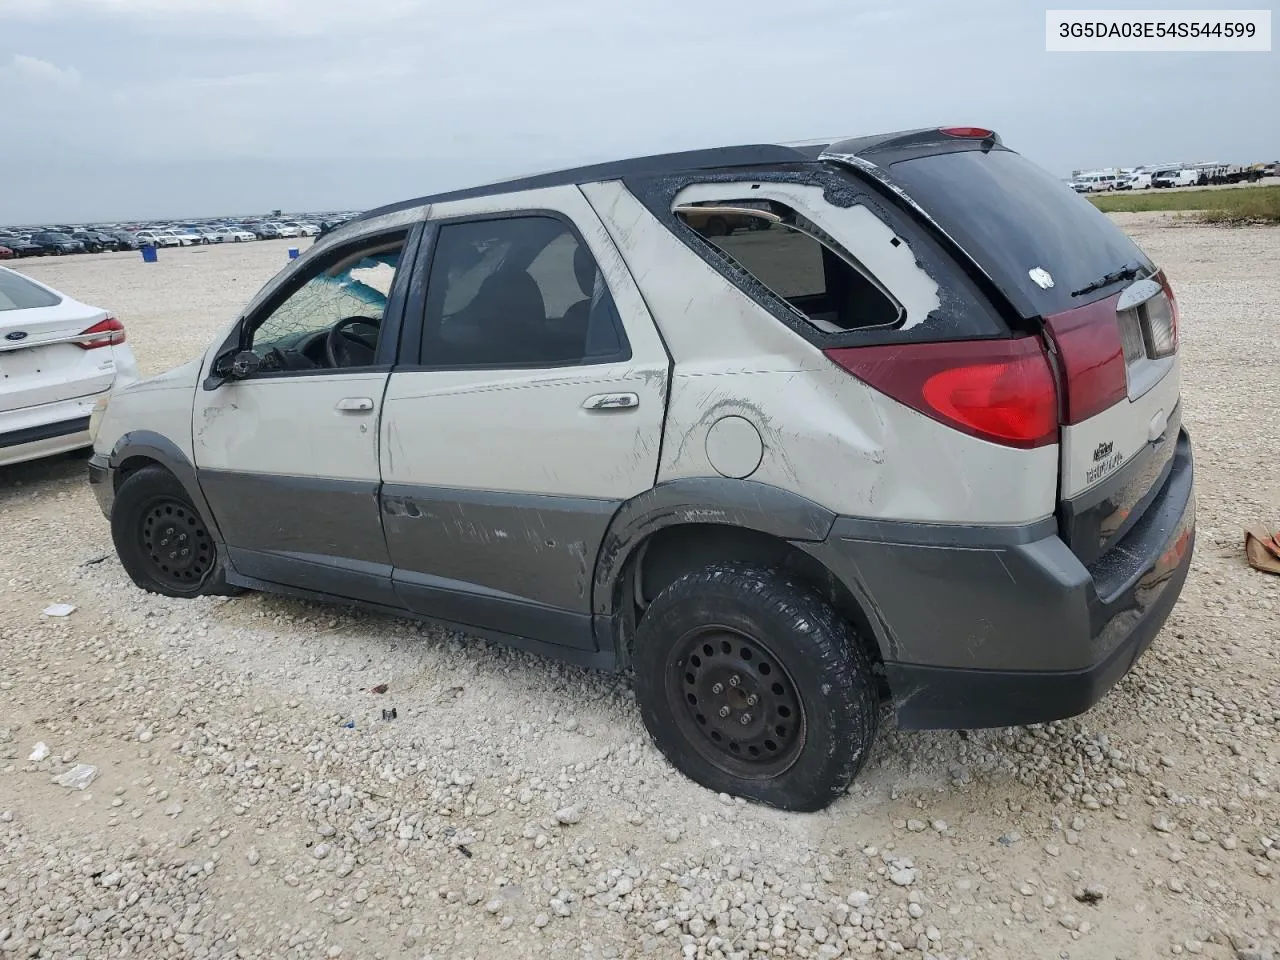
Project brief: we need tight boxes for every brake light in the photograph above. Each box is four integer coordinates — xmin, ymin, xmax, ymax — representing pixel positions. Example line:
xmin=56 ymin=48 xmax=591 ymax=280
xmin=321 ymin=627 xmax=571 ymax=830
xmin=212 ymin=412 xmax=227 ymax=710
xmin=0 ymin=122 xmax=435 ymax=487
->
xmin=78 ymin=317 xmax=126 ymax=349
xmin=939 ymin=126 xmax=995 ymax=139
xmin=1042 ymin=294 xmax=1128 ymax=425
xmin=824 ymin=337 xmax=1058 ymax=448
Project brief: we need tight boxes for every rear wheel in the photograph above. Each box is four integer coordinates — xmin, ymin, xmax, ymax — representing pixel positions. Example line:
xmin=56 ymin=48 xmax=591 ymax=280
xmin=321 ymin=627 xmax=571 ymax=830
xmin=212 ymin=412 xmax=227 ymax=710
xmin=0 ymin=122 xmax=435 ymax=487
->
xmin=633 ymin=563 xmax=879 ymax=811
xmin=111 ymin=465 xmax=238 ymax=598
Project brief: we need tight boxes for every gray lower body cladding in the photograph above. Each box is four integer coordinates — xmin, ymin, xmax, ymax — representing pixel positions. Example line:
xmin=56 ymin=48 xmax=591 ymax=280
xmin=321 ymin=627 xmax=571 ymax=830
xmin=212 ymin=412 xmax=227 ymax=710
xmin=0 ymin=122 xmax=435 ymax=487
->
xmin=92 ymin=430 xmax=1194 ymax=733
xmin=804 ymin=429 xmax=1195 ymax=729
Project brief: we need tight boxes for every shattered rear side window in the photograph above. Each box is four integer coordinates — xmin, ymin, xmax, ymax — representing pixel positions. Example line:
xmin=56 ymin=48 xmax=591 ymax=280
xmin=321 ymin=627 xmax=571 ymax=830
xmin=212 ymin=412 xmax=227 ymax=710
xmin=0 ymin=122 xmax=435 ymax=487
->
xmin=675 ymin=201 xmax=904 ymax=333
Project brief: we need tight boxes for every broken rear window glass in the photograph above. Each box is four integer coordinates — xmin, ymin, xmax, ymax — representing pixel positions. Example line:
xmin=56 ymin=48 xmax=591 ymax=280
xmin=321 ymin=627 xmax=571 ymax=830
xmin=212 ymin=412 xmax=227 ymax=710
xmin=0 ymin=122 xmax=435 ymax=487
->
xmin=676 ymin=201 xmax=903 ymax=333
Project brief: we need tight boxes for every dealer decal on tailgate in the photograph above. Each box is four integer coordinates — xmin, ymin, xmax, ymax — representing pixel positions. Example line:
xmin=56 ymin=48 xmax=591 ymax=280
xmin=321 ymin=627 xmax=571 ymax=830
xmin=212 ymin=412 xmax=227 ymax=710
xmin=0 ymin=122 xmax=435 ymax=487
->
xmin=1086 ymin=440 xmax=1124 ymax=485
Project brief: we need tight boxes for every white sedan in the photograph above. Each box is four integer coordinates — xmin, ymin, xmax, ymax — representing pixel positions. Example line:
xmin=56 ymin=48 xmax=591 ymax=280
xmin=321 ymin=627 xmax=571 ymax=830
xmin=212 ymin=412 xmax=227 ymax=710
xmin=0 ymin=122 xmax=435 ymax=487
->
xmin=213 ymin=228 xmax=257 ymax=243
xmin=134 ymin=230 xmax=182 ymax=248
xmin=0 ymin=267 xmax=139 ymax=466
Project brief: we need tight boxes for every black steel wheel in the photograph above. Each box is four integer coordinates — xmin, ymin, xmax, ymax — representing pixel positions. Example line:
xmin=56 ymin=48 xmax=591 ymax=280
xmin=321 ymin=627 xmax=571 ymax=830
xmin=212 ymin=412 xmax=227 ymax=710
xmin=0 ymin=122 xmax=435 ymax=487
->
xmin=634 ymin=562 xmax=879 ymax=811
xmin=668 ymin=626 xmax=805 ymax=779
xmin=139 ymin=498 xmax=213 ymax=589
xmin=111 ymin=464 xmax=239 ymax=598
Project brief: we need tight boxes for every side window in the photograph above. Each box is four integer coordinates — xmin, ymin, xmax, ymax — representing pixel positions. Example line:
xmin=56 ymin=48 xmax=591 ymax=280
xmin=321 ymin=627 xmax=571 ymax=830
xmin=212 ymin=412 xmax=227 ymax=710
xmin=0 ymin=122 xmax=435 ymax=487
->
xmin=676 ymin=200 xmax=903 ymax=333
xmin=419 ymin=215 xmax=629 ymax=368
xmin=247 ymin=234 xmax=406 ymax=372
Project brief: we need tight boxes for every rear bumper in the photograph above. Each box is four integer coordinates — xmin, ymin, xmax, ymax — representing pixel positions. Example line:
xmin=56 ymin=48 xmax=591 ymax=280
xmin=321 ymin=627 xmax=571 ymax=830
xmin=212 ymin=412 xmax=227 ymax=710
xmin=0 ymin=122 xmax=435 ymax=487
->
xmin=0 ymin=392 xmax=106 ymax=467
xmin=0 ymin=418 xmax=92 ymax=466
xmin=806 ymin=429 xmax=1195 ymax=729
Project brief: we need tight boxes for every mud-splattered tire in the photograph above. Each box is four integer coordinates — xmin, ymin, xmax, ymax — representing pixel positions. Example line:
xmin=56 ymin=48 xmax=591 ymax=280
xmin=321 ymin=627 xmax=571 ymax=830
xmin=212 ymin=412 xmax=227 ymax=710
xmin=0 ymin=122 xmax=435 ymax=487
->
xmin=111 ymin=465 xmax=239 ymax=599
xmin=633 ymin=563 xmax=879 ymax=812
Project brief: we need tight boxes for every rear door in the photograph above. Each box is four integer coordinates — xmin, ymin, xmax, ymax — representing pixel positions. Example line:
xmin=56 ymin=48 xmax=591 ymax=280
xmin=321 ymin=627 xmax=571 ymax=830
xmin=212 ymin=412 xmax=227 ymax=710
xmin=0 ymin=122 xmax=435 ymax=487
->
xmin=380 ymin=185 xmax=668 ymax=651
xmin=0 ymin=269 xmax=115 ymax=414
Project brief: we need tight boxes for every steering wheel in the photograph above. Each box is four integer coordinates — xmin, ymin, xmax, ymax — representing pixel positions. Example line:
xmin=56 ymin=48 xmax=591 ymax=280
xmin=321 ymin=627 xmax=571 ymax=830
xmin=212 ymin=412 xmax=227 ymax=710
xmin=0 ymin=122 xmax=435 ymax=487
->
xmin=325 ymin=316 xmax=380 ymax=368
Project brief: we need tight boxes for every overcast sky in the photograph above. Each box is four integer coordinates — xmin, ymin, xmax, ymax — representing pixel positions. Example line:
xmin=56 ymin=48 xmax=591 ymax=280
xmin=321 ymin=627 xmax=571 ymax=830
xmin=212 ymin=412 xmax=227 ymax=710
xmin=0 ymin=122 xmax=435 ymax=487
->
xmin=1 ymin=0 xmax=1276 ymax=223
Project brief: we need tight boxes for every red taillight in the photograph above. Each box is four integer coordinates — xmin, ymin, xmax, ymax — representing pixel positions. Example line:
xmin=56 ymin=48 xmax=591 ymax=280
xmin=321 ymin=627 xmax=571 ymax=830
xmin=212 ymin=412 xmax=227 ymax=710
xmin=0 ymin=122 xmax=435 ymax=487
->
xmin=78 ymin=317 xmax=125 ymax=349
xmin=939 ymin=126 xmax=994 ymax=139
xmin=824 ymin=337 xmax=1059 ymax=448
xmin=1043 ymin=294 xmax=1128 ymax=424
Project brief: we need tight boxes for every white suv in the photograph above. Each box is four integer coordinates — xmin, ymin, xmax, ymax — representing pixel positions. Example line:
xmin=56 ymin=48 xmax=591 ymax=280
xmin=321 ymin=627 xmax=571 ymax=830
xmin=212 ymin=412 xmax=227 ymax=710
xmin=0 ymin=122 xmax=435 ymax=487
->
xmin=87 ymin=127 xmax=1195 ymax=810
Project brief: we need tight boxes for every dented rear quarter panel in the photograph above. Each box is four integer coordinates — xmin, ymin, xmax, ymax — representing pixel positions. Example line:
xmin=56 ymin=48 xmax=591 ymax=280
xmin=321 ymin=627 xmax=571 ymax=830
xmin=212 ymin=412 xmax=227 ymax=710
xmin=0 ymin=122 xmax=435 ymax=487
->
xmin=583 ymin=179 xmax=1057 ymax=526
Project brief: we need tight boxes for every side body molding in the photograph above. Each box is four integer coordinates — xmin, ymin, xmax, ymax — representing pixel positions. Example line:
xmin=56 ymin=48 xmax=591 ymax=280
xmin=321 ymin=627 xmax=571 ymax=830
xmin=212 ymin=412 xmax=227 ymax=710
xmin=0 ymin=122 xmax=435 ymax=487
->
xmin=107 ymin=430 xmax=226 ymax=544
xmin=591 ymin=477 xmax=838 ymax=619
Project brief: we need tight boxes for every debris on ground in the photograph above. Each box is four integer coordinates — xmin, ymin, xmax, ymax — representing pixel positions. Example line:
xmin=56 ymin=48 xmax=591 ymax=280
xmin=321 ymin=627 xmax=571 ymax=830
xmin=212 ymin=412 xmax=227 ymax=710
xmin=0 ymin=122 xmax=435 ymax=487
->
xmin=380 ymin=707 xmax=397 ymax=721
xmin=42 ymin=603 xmax=76 ymax=617
xmin=339 ymin=719 xmax=355 ymax=729
xmin=1245 ymin=524 xmax=1280 ymax=574
xmin=53 ymin=764 xmax=99 ymax=791
xmin=28 ymin=742 xmax=49 ymax=762
xmin=369 ymin=683 xmax=389 ymax=694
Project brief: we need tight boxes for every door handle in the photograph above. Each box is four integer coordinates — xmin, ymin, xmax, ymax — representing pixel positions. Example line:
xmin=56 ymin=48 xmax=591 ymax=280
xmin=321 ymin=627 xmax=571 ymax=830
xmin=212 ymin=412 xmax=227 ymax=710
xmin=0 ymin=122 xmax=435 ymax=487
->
xmin=335 ymin=397 xmax=375 ymax=413
xmin=583 ymin=392 xmax=639 ymax=411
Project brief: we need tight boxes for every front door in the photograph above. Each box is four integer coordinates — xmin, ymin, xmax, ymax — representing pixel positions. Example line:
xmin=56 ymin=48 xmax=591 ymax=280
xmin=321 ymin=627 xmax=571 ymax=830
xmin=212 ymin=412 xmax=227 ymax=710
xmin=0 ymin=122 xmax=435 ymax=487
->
xmin=379 ymin=188 xmax=669 ymax=650
xmin=192 ymin=226 xmax=417 ymax=606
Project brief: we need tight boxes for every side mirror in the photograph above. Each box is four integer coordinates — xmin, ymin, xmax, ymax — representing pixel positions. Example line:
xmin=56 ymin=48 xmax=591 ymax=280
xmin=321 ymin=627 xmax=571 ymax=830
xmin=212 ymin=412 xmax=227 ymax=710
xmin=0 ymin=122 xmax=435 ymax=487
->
xmin=228 ymin=350 xmax=260 ymax=379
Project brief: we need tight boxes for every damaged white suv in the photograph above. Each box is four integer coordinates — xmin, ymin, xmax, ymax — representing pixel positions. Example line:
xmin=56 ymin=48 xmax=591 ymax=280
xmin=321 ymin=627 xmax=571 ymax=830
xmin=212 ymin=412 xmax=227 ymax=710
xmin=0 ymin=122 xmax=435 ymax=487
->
xmin=89 ymin=127 xmax=1194 ymax=810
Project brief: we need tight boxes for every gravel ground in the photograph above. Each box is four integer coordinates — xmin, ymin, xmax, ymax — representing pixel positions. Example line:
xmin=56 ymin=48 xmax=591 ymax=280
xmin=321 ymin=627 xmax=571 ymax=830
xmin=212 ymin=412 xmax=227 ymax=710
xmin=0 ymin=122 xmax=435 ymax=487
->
xmin=2 ymin=222 xmax=1278 ymax=960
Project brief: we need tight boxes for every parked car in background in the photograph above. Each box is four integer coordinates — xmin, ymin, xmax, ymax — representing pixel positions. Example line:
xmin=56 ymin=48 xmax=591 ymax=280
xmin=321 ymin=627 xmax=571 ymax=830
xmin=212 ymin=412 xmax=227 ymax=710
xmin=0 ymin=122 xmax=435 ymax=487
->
xmin=1125 ymin=172 xmax=1153 ymax=190
xmin=269 ymin=222 xmax=301 ymax=238
xmin=70 ymin=231 xmax=108 ymax=253
xmin=109 ymin=232 xmax=141 ymax=250
xmin=213 ymin=227 xmax=257 ymax=243
xmin=86 ymin=127 xmax=1194 ymax=811
xmin=1152 ymin=168 xmax=1199 ymax=188
xmin=252 ymin=223 xmax=282 ymax=239
xmin=90 ymin=231 xmax=126 ymax=250
xmin=0 ymin=245 xmax=13 ymax=260
xmin=29 ymin=232 xmax=86 ymax=255
xmin=1071 ymin=173 xmax=1120 ymax=193
xmin=169 ymin=227 xmax=205 ymax=246
xmin=1 ymin=266 xmax=139 ymax=466
xmin=134 ymin=230 xmax=182 ymax=248
xmin=0 ymin=235 xmax=44 ymax=257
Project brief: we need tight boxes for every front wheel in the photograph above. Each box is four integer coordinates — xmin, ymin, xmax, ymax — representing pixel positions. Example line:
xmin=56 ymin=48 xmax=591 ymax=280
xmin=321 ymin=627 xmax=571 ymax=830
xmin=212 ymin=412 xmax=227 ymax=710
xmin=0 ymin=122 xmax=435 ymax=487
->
xmin=111 ymin=465 xmax=239 ymax=598
xmin=633 ymin=563 xmax=880 ymax=811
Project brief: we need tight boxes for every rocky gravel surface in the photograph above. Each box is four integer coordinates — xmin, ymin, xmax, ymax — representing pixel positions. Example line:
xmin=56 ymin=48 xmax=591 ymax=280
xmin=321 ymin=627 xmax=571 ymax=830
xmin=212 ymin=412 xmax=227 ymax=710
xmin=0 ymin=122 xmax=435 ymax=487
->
xmin=2 ymin=222 xmax=1278 ymax=959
